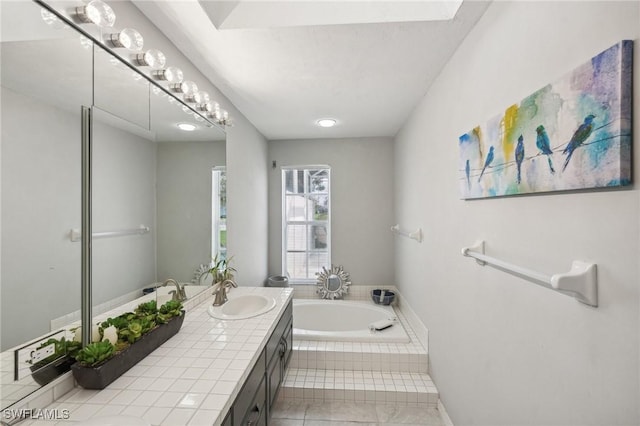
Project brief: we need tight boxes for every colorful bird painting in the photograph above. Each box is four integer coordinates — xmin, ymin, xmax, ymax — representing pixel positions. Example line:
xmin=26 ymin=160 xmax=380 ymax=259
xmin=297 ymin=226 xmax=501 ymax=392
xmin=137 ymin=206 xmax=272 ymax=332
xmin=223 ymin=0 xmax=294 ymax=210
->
xmin=562 ymin=114 xmax=596 ymax=171
xmin=515 ymin=135 xmax=525 ymax=184
xmin=478 ymin=146 xmax=494 ymax=182
xmin=535 ymin=125 xmax=555 ymax=174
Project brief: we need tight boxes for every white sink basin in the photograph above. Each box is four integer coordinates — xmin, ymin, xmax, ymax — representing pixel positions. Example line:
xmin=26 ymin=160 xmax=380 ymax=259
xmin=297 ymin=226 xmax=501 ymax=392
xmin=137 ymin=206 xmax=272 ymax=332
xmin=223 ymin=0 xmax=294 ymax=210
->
xmin=208 ymin=294 xmax=276 ymax=320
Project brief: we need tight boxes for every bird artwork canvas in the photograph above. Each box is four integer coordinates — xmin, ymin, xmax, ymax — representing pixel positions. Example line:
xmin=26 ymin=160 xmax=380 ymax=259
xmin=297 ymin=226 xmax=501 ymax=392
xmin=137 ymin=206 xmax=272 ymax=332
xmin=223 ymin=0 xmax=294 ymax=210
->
xmin=459 ymin=40 xmax=632 ymax=199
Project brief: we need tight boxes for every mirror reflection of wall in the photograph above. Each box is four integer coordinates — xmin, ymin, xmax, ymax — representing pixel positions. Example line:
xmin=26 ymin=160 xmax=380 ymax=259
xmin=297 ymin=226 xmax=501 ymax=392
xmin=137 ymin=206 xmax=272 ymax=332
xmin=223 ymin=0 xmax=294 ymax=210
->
xmin=1 ymin=1 xmax=226 ymax=409
xmin=0 ymin=2 xmax=92 ymax=351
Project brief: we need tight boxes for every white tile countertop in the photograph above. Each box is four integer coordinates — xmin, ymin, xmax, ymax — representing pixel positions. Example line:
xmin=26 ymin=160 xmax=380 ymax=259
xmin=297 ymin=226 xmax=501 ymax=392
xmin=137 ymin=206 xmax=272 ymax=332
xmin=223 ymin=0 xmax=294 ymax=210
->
xmin=27 ymin=287 xmax=293 ymax=426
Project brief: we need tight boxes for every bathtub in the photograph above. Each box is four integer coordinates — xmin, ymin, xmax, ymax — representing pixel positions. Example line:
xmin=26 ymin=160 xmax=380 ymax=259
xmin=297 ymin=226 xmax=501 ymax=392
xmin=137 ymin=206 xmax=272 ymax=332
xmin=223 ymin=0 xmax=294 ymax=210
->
xmin=293 ymin=299 xmax=410 ymax=343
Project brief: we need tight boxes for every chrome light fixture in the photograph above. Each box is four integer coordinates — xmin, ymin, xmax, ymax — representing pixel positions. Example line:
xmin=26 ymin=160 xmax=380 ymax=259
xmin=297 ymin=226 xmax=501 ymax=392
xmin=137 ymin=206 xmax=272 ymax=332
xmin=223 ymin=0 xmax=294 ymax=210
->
xmin=193 ymin=91 xmax=210 ymax=105
xmin=133 ymin=49 xmax=166 ymax=69
xmin=74 ymin=0 xmax=116 ymax=28
xmin=106 ymin=28 xmax=143 ymax=51
xmin=152 ymin=66 xmax=184 ymax=84
xmin=170 ymin=80 xmax=198 ymax=96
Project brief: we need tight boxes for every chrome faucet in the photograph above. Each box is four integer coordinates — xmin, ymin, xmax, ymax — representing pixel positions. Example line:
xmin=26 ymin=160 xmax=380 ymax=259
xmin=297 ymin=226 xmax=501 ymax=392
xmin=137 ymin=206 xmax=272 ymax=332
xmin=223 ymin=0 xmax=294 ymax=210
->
xmin=212 ymin=279 xmax=237 ymax=306
xmin=162 ymin=278 xmax=187 ymax=301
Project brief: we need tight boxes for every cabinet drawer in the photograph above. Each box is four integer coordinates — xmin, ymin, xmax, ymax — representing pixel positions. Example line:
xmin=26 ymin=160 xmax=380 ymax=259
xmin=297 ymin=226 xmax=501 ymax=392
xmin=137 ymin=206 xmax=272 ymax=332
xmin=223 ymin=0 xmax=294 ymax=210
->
xmin=233 ymin=349 xmax=266 ymax=424
xmin=267 ymin=350 xmax=283 ymax=408
xmin=241 ymin=375 xmax=266 ymax=426
xmin=266 ymin=301 xmax=292 ymax=366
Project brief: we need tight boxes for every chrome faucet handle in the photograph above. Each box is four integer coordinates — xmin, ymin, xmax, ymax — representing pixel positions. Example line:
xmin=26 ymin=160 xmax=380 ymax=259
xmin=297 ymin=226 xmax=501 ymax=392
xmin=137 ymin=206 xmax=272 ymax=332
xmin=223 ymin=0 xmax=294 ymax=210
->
xmin=162 ymin=278 xmax=187 ymax=302
xmin=211 ymin=279 xmax=237 ymax=306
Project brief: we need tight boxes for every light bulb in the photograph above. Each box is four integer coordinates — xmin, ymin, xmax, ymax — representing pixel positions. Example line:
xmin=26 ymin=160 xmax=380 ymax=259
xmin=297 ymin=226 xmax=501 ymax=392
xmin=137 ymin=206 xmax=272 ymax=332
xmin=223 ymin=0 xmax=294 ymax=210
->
xmin=74 ymin=0 xmax=116 ymax=28
xmin=133 ymin=49 xmax=166 ymax=69
xmin=196 ymin=102 xmax=213 ymax=113
xmin=152 ymin=67 xmax=184 ymax=84
xmin=106 ymin=28 xmax=143 ymax=51
xmin=193 ymin=91 xmax=210 ymax=105
xmin=170 ymin=80 xmax=197 ymax=96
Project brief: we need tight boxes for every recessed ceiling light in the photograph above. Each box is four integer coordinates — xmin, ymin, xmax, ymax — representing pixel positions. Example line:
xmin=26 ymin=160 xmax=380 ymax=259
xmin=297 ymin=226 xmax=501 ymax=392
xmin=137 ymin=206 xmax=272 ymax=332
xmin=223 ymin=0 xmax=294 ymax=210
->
xmin=177 ymin=123 xmax=196 ymax=131
xmin=317 ymin=118 xmax=337 ymax=128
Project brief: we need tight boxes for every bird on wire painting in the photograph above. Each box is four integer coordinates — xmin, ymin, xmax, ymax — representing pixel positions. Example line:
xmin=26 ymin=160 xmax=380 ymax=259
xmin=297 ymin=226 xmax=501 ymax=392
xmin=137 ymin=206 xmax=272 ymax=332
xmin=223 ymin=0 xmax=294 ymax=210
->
xmin=458 ymin=40 xmax=632 ymax=199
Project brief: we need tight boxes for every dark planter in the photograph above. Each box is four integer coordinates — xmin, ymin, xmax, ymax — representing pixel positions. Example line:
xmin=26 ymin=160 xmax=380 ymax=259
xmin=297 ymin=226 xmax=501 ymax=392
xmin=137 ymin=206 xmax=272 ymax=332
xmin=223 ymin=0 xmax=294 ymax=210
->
xmin=72 ymin=312 xmax=185 ymax=389
xmin=31 ymin=355 xmax=76 ymax=386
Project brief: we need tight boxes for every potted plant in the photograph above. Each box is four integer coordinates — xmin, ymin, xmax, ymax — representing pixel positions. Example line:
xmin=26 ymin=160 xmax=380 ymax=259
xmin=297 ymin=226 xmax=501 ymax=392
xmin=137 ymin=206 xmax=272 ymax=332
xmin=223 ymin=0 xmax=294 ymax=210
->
xmin=207 ymin=254 xmax=236 ymax=284
xmin=70 ymin=299 xmax=185 ymax=389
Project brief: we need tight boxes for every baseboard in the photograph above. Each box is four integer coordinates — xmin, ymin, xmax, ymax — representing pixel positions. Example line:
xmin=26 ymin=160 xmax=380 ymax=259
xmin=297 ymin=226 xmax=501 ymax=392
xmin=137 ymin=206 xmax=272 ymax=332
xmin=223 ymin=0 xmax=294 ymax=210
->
xmin=438 ymin=399 xmax=454 ymax=426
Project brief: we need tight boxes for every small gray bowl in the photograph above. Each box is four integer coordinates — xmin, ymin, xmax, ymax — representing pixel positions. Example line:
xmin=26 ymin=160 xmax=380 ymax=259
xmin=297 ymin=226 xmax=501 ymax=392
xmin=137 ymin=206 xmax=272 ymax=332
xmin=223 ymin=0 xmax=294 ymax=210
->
xmin=371 ymin=289 xmax=395 ymax=305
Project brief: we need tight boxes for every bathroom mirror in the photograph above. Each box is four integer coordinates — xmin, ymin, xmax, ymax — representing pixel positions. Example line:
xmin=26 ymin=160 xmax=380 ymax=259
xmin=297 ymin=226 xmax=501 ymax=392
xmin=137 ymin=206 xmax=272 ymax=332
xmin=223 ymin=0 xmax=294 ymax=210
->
xmin=1 ymin=1 xmax=226 ymax=409
xmin=316 ymin=265 xmax=351 ymax=299
xmin=0 ymin=0 xmax=92 ymax=408
xmin=91 ymin=43 xmax=226 ymax=317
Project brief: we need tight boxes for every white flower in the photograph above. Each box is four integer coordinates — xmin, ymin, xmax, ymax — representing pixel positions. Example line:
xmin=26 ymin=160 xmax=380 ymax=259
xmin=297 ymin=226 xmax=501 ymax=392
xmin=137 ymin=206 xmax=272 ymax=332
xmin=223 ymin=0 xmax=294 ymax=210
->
xmin=102 ymin=326 xmax=118 ymax=345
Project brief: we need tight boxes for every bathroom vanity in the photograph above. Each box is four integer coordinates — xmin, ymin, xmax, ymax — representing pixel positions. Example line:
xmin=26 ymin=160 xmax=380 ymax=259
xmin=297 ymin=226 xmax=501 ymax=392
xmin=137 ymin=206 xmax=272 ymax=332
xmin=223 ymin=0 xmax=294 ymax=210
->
xmin=221 ymin=297 xmax=292 ymax=425
xmin=26 ymin=287 xmax=293 ymax=426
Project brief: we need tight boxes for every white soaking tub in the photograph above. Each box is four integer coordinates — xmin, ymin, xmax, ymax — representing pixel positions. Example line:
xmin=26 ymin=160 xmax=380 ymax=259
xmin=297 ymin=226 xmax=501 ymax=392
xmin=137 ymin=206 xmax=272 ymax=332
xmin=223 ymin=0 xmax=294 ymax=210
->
xmin=292 ymin=299 xmax=410 ymax=343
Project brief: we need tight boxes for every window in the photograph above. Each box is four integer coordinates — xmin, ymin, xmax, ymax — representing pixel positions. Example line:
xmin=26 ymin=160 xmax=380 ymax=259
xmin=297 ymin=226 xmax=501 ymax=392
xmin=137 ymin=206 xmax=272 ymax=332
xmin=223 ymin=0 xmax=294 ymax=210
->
xmin=212 ymin=167 xmax=227 ymax=260
xmin=282 ymin=166 xmax=330 ymax=283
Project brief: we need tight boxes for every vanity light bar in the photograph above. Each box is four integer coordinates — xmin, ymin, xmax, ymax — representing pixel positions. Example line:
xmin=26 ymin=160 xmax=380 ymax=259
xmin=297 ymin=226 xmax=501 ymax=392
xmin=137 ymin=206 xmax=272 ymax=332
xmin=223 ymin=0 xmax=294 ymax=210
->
xmin=69 ymin=0 xmax=232 ymax=127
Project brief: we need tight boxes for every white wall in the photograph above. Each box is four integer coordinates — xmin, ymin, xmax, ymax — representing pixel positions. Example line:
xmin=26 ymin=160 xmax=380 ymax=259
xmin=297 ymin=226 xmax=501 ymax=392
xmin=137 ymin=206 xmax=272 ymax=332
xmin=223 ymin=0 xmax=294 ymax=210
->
xmin=226 ymin=123 xmax=270 ymax=286
xmin=0 ymin=88 xmax=82 ymax=350
xmin=268 ymin=138 xmax=395 ymax=286
xmin=394 ymin=2 xmax=639 ymax=425
xmin=156 ymin=141 xmax=225 ymax=282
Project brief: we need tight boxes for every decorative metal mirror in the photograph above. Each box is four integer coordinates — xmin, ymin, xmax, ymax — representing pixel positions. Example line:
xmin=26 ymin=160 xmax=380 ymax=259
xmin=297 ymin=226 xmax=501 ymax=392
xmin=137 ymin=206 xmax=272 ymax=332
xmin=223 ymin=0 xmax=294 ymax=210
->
xmin=316 ymin=265 xmax=351 ymax=299
xmin=192 ymin=264 xmax=215 ymax=286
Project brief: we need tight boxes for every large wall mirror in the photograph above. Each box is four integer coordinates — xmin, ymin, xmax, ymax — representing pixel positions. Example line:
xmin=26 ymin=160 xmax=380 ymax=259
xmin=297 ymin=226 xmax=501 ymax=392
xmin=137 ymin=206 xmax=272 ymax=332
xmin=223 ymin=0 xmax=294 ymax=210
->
xmin=1 ymin=1 xmax=225 ymax=409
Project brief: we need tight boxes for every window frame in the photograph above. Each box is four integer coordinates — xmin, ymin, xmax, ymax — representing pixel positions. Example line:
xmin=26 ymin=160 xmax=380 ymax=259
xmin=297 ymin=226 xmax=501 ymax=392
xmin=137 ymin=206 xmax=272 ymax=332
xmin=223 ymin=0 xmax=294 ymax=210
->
xmin=281 ymin=165 xmax=331 ymax=284
xmin=211 ymin=166 xmax=227 ymax=260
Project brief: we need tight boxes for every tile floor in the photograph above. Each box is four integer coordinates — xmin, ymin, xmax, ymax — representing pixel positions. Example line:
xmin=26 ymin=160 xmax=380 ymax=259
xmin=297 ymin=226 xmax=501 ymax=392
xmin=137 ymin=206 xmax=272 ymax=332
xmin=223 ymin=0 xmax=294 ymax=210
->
xmin=270 ymin=399 xmax=445 ymax=426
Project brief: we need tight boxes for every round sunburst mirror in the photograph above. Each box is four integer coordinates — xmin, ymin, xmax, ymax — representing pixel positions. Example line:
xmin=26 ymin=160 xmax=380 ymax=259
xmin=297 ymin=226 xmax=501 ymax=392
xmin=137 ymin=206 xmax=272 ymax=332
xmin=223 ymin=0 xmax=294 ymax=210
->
xmin=316 ymin=265 xmax=351 ymax=299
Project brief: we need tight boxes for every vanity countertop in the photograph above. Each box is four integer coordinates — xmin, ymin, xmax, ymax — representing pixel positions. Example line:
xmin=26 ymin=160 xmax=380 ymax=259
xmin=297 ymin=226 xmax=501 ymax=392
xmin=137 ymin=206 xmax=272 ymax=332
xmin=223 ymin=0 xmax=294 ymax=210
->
xmin=30 ymin=286 xmax=293 ymax=426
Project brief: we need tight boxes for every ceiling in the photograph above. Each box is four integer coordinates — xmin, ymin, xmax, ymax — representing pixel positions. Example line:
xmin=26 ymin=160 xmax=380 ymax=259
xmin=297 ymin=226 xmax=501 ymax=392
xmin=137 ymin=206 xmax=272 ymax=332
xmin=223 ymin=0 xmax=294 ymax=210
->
xmin=134 ymin=1 xmax=491 ymax=140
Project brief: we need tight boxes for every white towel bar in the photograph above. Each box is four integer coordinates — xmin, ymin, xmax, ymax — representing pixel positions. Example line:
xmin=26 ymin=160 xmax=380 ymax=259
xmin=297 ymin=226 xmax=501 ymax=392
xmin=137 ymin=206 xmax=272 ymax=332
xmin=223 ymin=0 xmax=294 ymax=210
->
xmin=390 ymin=224 xmax=423 ymax=243
xmin=70 ymin=224 xmax=150 ymax=242
xmin=461 ymin=240 xmax=597 ymax=307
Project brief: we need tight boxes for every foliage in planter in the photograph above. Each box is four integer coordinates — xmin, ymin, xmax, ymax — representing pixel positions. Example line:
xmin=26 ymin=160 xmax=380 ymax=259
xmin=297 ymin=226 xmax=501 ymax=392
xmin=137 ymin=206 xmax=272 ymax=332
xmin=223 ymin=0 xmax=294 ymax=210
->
xmin=77 ymin=299 xmax=183 ymax=367
xmin=28 ymin=337 xmax=81 ymax=370
xmin=75 ymin=341 xmax=114 ymax=366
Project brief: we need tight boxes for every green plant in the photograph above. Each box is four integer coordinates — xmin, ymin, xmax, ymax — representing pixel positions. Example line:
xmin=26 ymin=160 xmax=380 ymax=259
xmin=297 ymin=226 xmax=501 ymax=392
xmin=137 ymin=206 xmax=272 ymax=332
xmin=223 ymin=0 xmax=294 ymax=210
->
xmin=29 ymin=337 xmax=81 ymax=368
xmin=119 ymin=321 xmax=144 ymax=344
xmin=75 ymin=341 xmax=114 ymax=366
xmin=157 ymin=300 xmax=183 ymax=323
xmin=207 ymin=254 xmax=236 ymax=283
xmin=135 ymin=300 xmax=158 ymax=315
xmin=73 ymin=299 xmax=182 ymax=367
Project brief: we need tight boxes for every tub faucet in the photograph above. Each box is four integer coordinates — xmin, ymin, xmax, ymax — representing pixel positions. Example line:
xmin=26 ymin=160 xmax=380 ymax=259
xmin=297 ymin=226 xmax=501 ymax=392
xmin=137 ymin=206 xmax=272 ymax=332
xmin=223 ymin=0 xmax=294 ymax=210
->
xmin=162 ymin=278 xmax=187 ymax=301
xmin=212 ymin=279 xmax=237 ymax=306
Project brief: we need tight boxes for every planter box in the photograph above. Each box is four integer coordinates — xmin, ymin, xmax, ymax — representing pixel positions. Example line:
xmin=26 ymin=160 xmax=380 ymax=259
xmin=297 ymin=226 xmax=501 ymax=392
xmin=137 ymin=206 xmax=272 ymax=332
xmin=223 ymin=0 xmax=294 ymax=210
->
xmin=31 ymin=356 xmax=75 ymax=386
xmin=72 ymin=312 xmax=185 ymax=389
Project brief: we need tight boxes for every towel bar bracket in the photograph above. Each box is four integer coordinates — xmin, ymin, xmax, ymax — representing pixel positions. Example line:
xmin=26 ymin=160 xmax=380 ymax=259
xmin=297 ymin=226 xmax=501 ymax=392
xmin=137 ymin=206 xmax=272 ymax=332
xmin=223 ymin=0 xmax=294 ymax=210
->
xmin=462 ymin=240 xmax=598 ymax=307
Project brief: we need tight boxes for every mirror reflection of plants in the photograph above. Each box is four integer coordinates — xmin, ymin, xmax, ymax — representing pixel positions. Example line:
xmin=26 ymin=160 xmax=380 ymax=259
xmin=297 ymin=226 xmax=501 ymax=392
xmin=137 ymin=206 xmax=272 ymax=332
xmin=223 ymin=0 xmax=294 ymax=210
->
xmin=207 ymin=253 xmax=236 ymax=283
xmin=74 ymin=299 xmax=183 ymax=367
xmin=28 ymin=337 xmax=81 ymax=370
